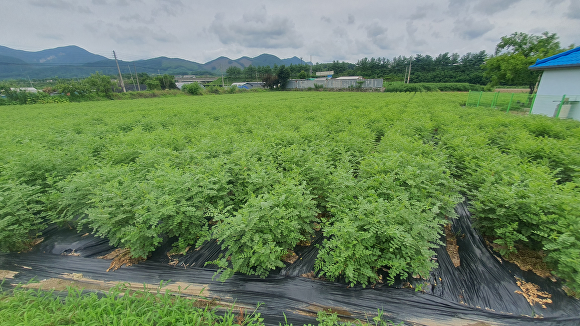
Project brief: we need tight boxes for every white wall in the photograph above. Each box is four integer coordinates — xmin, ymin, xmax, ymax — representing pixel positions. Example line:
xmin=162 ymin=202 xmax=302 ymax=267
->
xmin=532 ymin=68 xmax=580 ymax=120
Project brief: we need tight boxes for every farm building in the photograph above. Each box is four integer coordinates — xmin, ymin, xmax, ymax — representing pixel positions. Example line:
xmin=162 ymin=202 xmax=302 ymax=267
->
xmin=10 ymin=87 xmax=38 ymax=93
xmin=285 ymin=78 xmax=383 ymax=89
xmin=232 ymin=82 xmax=264 ymax=89
xmin=529 ymin=46 xmax=580 ymax=120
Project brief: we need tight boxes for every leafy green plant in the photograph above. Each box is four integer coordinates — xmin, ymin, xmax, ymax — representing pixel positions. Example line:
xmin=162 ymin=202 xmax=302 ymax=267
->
xmin=0 ymin=180 xmax=46 ymax=252
xmin=316 ymin=146 xmax=461 ymax=287
xmin=182 ymin=82 xmax=204 ymax=95
xmin=210 ymin=178 xmax=319 ymax=280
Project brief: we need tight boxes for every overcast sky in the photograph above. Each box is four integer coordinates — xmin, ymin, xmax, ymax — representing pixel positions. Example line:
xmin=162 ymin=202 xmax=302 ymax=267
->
xmin=3 ymin=0 xmax=580 ymax=63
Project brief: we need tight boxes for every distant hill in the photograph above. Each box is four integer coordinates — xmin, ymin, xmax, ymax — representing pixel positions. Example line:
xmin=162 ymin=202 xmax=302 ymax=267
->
xmin=203 ymin=54 xmax=310 ymax=73
xmin=0 ymin=45 xmax=312 ymax=80
xmin=0 ymin=45 xmax=108 ymax=64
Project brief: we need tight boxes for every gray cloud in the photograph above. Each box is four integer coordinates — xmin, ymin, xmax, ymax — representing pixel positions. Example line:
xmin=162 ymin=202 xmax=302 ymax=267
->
xmin=406 ymin=21 xmax=426 ymax=47
xmin=474 ymin=0 xmax=521 ymax=14
xmin=83 ymin=21 xmax=176 ymax=45
xmin=112 ymin=24 xmax=176 ymax=44
xmin=546 ymin=0 xmax=565 ymax=5
xmin=347 ymin=14 xmax=355 ymax=25
xmin=155 ymin=0 xmax=185 ymax=16
xmin=453 ymin=18 xmax=494 ymax=39
xmin=365 ymin=22 xmax=393 ymax=50
xmin=410 ymin=4 xmax=437 ymax=19
xmin=120 ymin=14 xmax=155 ymax=24
xmin=28 ymin=0 xmax=92 ymax=13
xmin=355 ymin=39 xmax=373 ymax=55
xmin=91 ymin=0 xmax=107 ymax=5
xmin=321 ymin=16 xmax=332 ymax=23
xmin=210 ymin=10 xmax=303 ymax=49
xmin=333 ymin=27 xmax=348 ymax=38
xmin=447 ymin=0 xmax=470 ymax=14
xmin=37 ymin=32 xmax=64 ymax=40
xmin=567 ymin=1 xmax=580 ymax=19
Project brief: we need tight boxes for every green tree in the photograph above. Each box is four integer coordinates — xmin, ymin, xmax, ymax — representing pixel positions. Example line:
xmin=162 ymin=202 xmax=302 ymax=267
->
xmin=298 ymin=70 xmax=307 ymax=79
xmin=153 ymin=74 xmax=177 ymax=90
xmin=262 ymin=74 xmax=279 ymax=90
xmin=244 ymin=65 xmax=257 ymax=81
xmin=226 ymin=66 xmax=242 ymax=79
xmin=145 ymin=79 xmax=161 ymax=91
xmin=484 ymin=31 xmax=572 ymax=93
xmin=84 ymin=72 xmax=115 ymax=98
xmin=276 ymin=65 xmax=291 ymax=89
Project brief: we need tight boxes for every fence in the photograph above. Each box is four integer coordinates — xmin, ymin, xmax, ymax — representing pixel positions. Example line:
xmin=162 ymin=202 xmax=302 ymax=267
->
xmin=530 ymin=94 xmax=580 ymax=120
xmin=466 ymin=91 xmax=536 ymax=113
xmin=285 ymin=79 xmax=383 ymax=90
xmin=466 ymin=91 xmax=580 ymax=120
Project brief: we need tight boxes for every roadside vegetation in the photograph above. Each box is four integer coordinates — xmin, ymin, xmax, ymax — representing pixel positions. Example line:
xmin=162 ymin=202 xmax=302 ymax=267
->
xmin=0 ymin=281 xmax=403 ymax=326
xmin=1 ymin=92 xmax=579 ymax=292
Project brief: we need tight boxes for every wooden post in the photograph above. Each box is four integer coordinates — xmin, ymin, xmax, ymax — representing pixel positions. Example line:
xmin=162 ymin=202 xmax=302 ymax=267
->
xmin=113 ymin=51 xmax=126 ymax=93
xmin=134 ymin=64 xmax=140 ymax=91
xmin=127 ymin=65 xmax=136 ymax=90
xmin=407 ymin=56 xmax=412 ymax=84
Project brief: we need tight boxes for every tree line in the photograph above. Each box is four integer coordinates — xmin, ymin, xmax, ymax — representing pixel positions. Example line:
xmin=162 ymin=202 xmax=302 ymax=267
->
xmin=226 ymin=31 xmax=574 ymax=93
xmin=226 ymin=51 xmax=487 ymax=85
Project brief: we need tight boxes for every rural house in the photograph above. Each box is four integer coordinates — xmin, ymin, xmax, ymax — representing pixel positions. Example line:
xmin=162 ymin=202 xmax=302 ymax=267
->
xmin=529 ymin=46 xmax=580 ymax=120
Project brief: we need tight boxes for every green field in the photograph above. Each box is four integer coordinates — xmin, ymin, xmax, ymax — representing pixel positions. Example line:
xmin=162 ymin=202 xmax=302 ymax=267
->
xmin=1 ymin=92 xmax=579 ymax=290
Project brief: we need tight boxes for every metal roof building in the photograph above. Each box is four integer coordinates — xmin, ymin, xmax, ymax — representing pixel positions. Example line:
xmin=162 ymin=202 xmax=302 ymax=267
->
xmin=529 ymin=47 xmax=580 ymax=120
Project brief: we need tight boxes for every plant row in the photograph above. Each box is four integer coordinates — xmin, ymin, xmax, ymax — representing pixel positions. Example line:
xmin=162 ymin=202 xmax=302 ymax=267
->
xmin=1 ymin=92 xmax=579 ymax=291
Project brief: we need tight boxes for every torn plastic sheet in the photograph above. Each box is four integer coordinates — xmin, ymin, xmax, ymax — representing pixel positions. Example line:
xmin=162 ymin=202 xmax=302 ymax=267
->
xmin=1 ymin=202 xmax=579 ymax=325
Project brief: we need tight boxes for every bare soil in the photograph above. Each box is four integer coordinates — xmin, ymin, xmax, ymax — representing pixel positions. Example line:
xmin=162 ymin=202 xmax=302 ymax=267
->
xmin=445 ymin=224 xmax=461 ymax=268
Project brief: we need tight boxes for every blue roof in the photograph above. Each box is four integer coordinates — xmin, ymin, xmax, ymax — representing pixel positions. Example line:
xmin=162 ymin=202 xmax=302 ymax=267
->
xmin=529 ymin=46 xmax=580 ymax=70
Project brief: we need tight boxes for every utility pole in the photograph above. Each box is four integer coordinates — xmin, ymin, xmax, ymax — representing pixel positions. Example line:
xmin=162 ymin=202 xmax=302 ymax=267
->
xmin=309 ymin=55 xmax=312 ymax=76
xmin=127 ymin=65 xmax=136 ymax=90
xmin=113 ymin=51 xmax=126 ymax=92
xmin=407 ymin=56 xmax=412 ymax=84
xmin=134 ymin=64 xmax=141 ymax=91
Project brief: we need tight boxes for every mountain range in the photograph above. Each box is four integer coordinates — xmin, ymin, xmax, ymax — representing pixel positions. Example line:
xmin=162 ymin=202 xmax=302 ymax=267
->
xmin=0 ymin=45 xmax=310 ymax=80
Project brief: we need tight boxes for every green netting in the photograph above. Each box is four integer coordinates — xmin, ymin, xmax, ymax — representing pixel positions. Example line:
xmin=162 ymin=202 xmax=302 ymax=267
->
xmin=466 ymin=91 xmax=535 ymax=113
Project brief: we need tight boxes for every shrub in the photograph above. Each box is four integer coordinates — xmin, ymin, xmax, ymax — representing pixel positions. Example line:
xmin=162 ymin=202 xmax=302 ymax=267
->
xmin=207 ymin=86 xmax=221 ymax=95
xmin=210 ymin=178 xmax=319 ymax=280
xmin=182 ymin=82 xmax=204 ymax=95
xmin=0 ymin=180 xmax=46 ymax=252
xmin=316 ymin=141 xmax=462 ymax=287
